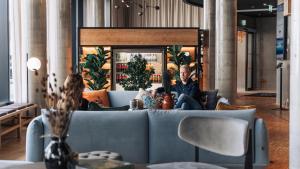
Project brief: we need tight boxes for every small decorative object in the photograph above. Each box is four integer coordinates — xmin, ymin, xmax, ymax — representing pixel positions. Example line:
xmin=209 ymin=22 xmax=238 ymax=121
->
xmin=129 ymin=99 xmax=138 ymax=110
xmin=36 ymin=73 xmax=84 ymax=169
xmin=162 ymin=93 xmax=174 ymax=110
xmin=120 ymin=54 xmax=155 ymax=91
xmin=129 ymin=99 xmax=145 ymax=110
xmin=162 ymin=71 xmax=174 ymax=109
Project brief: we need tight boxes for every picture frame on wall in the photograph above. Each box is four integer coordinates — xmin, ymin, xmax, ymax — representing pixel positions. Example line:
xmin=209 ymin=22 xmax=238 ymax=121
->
xmin=276 ymin=38 xmax=284 ymax=60
xmin=276 ymin=3 xmax=288 ymax=60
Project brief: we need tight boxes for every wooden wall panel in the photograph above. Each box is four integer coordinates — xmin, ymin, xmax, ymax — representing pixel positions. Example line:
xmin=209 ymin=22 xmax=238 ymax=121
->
xmin=80 ymin=28 xmax=199 ymax=46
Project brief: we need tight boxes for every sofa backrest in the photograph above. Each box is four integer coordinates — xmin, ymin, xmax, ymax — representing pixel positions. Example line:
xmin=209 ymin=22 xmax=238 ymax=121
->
xmin=108 ymin=91 xmax=138 ymax=107
xmin=147 ymin=109 xmax=255 ymax=165
xmin=27 ymin=108 xmax=258 ymax=167
xmin=41 ymin=110 xmax=149 ymax=164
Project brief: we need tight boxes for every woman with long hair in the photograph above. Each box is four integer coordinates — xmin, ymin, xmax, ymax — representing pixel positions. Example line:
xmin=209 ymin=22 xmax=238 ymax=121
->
xmin=57 ymin=73 xmax=88 ymax=111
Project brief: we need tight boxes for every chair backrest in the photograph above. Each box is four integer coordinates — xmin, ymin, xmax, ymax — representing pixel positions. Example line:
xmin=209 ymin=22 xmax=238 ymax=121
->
xmin=178 ymin=116 xmax=249 ymax=157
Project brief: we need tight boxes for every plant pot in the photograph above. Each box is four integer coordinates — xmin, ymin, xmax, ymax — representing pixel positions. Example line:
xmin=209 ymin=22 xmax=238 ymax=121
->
xmin=162 ymin=93 xmax=174 ymax=110
xmin=44 ymin=137 xmax=75 ymax=169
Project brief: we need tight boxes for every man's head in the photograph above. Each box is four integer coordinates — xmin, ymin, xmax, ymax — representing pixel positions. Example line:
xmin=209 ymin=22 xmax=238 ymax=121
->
xmin=180 ymin=65 xmax=191 ymax=84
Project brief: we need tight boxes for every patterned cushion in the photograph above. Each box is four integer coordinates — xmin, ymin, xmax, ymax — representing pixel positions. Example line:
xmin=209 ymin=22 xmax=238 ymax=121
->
xmin=79 ymin=151 xmax=123 ymax=160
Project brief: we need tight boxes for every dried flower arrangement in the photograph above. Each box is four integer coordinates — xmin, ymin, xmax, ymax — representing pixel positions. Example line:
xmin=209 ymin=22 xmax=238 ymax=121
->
xmin=36 ymin=72 xmax=84 ymax=138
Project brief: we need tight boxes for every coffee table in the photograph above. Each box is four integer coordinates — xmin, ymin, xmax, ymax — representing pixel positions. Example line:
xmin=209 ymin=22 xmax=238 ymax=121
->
xmin=0 ymin=161 xmax=149 ymax=169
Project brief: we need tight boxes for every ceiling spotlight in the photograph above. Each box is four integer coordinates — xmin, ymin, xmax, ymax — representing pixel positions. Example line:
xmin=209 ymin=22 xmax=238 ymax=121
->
xmin=138 ymin=12 xmax=143 ymax=16
xmin=114 ymin=5 xmax=119 ymax=9
xmin=263 ymin=3 xmax=267 ymax=6
xmin=121 ymin=0 xmax=125 ymax=3
xmin=125 ymin=4 xmax=130 ymax=8
xmin=268 ymin=5 xmax=273 ymax=12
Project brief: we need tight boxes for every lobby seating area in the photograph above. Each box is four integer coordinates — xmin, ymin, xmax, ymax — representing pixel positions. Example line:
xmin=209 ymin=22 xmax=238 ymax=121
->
xmin=1 ymin=0 xmax=297 ymax=168
xmin=25 ymin=91 xmax=269 ymax=169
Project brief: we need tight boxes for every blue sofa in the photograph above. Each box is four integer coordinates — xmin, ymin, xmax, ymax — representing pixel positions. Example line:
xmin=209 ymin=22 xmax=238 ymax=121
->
xmin=26 ymin=91 xmax=269 ymax=169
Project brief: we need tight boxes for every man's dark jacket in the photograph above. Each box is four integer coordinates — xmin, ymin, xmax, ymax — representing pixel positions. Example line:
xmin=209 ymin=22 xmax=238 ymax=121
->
xmin=157 ymin=78 xmax=202 ymax=103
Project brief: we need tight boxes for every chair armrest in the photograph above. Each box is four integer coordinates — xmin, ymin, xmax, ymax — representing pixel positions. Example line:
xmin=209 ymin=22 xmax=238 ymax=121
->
xmin=254 ymin=118 xmax=269 ymax=166
xmin=26 ymin=116 xmax=44 ymax=162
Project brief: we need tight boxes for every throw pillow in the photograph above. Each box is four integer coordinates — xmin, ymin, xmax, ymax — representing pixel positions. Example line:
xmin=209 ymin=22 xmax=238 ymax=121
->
xmin=82 ymin=89 xmax=110 ymax=107
xmin=142 ymin=95 xmax=157 ymax=109
xmin=205 ymin=89 xmax=219 ymax=110
xmin=135 ymin=88 xmax=149 ymax=101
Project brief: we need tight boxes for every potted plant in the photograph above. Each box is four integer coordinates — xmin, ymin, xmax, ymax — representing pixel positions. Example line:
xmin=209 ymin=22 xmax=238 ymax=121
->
xmin=80 ymin=46 xmax=110 ymax=90
xmin=120 ymin=54 xmax=155 ymax=91
xmin=167 ymin=45 xmax=192 ymax=80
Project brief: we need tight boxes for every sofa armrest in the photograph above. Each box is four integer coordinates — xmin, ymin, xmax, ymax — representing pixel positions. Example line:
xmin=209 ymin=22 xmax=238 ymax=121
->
xmin=254 ymin=118 xmax=269 ymax=167
xmin=26 ymin=116 xmax=44 ymax=162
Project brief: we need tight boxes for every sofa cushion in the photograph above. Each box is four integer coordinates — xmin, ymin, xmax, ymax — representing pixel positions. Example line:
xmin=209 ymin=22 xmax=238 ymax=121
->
xmin=108 ymin=91 xmax=138 ymax=107
xmin=82 ymin=89 xmax=110 ymax=107
xmin=148 ymin=109 xmax=255 ymax=165
xmin=42 ymin=110 xmax=149 ymax=163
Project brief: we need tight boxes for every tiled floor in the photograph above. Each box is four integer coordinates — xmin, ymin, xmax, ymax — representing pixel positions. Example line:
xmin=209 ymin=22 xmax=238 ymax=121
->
xmin=0 ymin=94 xmax=289 ymax=168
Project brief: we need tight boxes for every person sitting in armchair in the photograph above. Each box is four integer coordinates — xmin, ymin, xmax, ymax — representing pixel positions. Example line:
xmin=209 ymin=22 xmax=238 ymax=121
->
xmin=156 ymin=65 xmax=203 ymax=110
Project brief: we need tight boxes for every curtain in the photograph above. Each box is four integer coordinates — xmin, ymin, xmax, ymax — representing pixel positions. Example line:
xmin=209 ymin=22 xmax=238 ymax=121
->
xmin=127 ymin=0 xmax=204 ymax=28
xmin=83 ymin=0 xmax=104 ymax=27
xmin=9 ymin=0 xmax=28 ymax=103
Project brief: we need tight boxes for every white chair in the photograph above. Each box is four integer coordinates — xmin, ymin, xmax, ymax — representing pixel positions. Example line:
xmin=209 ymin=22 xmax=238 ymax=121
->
xmin=148 ymin=116 xmax=250 ymax=169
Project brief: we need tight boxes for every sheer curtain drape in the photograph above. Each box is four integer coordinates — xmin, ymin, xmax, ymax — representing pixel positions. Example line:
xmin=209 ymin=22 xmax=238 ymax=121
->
xmin=9 ymin=0 xmax=28 ymax=103
xmin=128 ymin=0 xmax=203 ymax=27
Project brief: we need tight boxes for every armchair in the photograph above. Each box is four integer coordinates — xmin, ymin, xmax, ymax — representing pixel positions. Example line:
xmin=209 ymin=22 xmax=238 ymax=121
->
xmin=148 ymin=116 xmax=251 ymax=169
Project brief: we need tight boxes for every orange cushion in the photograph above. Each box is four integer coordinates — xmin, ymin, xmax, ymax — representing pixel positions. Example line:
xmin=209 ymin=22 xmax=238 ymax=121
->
xmin=82 ymin=90 xmax=110 ymax=107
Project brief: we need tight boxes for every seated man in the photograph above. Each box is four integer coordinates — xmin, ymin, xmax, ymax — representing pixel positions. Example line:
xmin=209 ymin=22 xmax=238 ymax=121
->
xmin=157 ymin=65 xmax=203 ymax=110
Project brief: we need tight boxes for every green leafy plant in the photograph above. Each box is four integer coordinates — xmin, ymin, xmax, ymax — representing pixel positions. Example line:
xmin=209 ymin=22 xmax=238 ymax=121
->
xmin=167 ymin=45 xmax=192 ymax=80
xmin=80 ymin=47 xmax=110 ymax=90
xmin=120 ymin=54 xmax=155 ymax=91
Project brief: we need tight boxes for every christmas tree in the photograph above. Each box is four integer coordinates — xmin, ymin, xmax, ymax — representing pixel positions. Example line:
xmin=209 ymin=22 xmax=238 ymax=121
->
xmin=120 ymin=54 xmax=155 ymax=91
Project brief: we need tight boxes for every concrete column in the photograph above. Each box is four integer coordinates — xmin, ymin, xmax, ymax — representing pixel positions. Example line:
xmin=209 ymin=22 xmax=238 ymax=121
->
xmin=215 ymin=0 xmax=237 ymax=101
xmin=203 ymin=0 xmax=216 ymax=90
xmin=290 ymin=0 xmax=300 ymax=168
xmin=47 ymin=0 xmax=72 ymax=89
xmin=26 ymin=0 xmax=47 ymax=106
xmin=83 ymin=0 xmax=104 ymax=27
